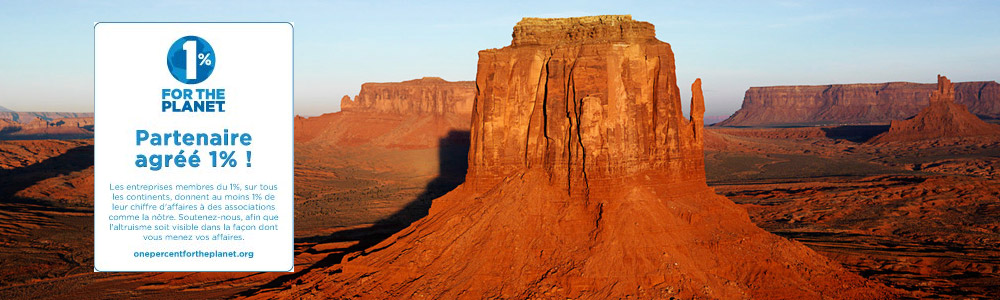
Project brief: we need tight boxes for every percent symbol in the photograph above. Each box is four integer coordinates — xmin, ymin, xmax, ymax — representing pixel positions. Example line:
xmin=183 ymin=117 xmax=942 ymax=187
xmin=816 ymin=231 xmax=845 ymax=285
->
xmin=198 ymin=52 xmax=212 ymax=66
xmin=218 ymin=151 xmax=237 ymax=167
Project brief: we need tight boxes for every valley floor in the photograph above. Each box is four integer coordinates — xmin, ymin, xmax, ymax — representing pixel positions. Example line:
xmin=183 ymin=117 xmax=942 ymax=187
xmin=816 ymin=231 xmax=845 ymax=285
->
xmin=1 ymin=127 xmax=999 ymax=298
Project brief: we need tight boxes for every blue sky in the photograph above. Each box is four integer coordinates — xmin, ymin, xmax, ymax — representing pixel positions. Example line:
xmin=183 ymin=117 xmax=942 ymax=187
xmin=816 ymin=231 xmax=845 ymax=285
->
xmin=0 ymin=0 xmax=998 ymax=116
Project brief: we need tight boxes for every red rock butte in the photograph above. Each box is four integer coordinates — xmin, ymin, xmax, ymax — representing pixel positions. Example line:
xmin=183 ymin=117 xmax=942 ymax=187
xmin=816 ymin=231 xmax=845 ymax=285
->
xmin=467 ymin=15 xmax=705 ymax=195
xmin=255 ymin=15 xmax=895 ymax=299
xmin=869 ymin=75 xmax=1000 ymax=143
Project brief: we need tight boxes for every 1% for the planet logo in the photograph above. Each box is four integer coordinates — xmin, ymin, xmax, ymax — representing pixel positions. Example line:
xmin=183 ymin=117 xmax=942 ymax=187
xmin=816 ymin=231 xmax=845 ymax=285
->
xmin=166 ymin=36 xmax=216 ymax=84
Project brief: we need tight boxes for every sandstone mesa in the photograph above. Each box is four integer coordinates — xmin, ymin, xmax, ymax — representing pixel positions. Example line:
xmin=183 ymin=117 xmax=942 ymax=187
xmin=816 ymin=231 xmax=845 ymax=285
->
xmin=718 ymin=80 xmax=1000 ymax=127
xmin=339 ymin=77 xmax=475 ymax=115
xmin=295 ymin=77 xmax=474 ymax=149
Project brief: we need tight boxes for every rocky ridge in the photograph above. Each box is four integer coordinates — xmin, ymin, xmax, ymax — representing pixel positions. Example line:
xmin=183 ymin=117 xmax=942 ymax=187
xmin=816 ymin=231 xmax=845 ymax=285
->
xmin=869 ymin=75 xmax=1000 ymax=143
xmin=717 ymin=80 xmax=1000 ymax=126
xmin=0 ymin=116 xmax=93 ymax=140
xmin=0 ymin=112 xmax=94 ymax=123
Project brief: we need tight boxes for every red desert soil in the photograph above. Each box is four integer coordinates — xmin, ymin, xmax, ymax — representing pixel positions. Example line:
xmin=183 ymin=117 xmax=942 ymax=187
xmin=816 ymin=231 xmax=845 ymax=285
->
xmin=0 ymin=132 xmax=96 ymax=207
xmin=2 ymin=103 xmax=998 ymax=298
xmin=1 ymin=78 xmax=475 ymax=298
xmin=0 ymin=139 xmax=92 ymax=170
xmin=704 ymin=104 xmax=1000 ymax=298
xmin=246 ymin=15 xmax=894 ymax=299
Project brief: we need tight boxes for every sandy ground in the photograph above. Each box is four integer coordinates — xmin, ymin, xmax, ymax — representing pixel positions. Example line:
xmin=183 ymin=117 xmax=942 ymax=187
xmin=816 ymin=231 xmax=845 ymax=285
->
xmin=0 ymin=124 xmax=998 ymax=298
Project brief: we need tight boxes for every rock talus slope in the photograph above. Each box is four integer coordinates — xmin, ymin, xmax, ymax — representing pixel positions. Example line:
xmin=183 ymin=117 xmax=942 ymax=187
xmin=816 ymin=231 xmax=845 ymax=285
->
xmin=718 ymin=80 xmax=1000 ymax=126
xmin=869 ymin=75 xmax=1000 ymax=143
xmin=254 ymin=15 xmax=895 ymax=299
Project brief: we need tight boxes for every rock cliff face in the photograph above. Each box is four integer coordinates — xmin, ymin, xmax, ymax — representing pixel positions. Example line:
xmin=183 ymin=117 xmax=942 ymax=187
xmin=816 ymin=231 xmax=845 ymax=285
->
xmin=466 ymin=15 xmax=705 ymax=194
xmin=869 ymin=75 xmax=1000 ymax=143
xmin=340 ymin=77 xmax=475 ymax=115
xmin=717 ymin=81 xmax=1000 ymax=126
xmin=255 ymin=15 xmax=894 ymax=299
xmin=510 ymin=15 xmax=656 ymax=46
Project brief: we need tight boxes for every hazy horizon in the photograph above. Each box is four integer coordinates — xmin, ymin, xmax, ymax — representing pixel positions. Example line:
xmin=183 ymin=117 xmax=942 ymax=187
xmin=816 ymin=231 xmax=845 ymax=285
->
xmin=1 ymin=0 xmax=998 ymax=116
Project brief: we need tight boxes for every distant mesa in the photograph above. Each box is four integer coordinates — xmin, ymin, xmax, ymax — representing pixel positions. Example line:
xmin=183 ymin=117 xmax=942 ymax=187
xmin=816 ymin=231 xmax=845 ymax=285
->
xmin=869 ymin=75 xmax=1000 ymax=143
xmin=259 ymin=15 xmax=895 ymax=299
xmin=0 ymin=111 xmax=94 ymax=123
xmin=0 ymin=105 xmax=12 ymax=112
xmin=717 ymin=80 xmax=1000 ymax=127
xmin=295 ymin=77 xmax=474 ymax=149
xmin=339 ymin=77 xmax=475 ymax=115
xmin=0 ymin=113 xmax=94 ymax=140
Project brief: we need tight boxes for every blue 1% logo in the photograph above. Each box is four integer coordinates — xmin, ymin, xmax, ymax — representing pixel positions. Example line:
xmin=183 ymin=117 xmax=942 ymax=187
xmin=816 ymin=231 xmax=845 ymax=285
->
xmin=166 ymin=36 xmax=216 ymax=84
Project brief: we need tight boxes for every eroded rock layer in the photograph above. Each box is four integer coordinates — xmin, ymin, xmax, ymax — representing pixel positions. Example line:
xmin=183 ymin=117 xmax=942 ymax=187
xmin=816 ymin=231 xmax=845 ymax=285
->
xmin=717 ymin=80 xmax=1000 ymax=126
xmin=467 ymin=17 xmax=704 ymax=194
xmin=869 ymin=75 xmax=1000 ymax=143
xmin=253 ymin=15 xmax=895 ymax=299
xmin=340 ymin=77 xmax=475 ymax=115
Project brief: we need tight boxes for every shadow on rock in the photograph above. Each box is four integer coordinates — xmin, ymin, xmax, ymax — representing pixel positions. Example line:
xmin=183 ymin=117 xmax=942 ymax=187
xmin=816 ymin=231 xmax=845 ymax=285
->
xmin=0 ymin=144 xmax=93 ymax=203
xmin=821 ymin=125 xmax=890 ymax=142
